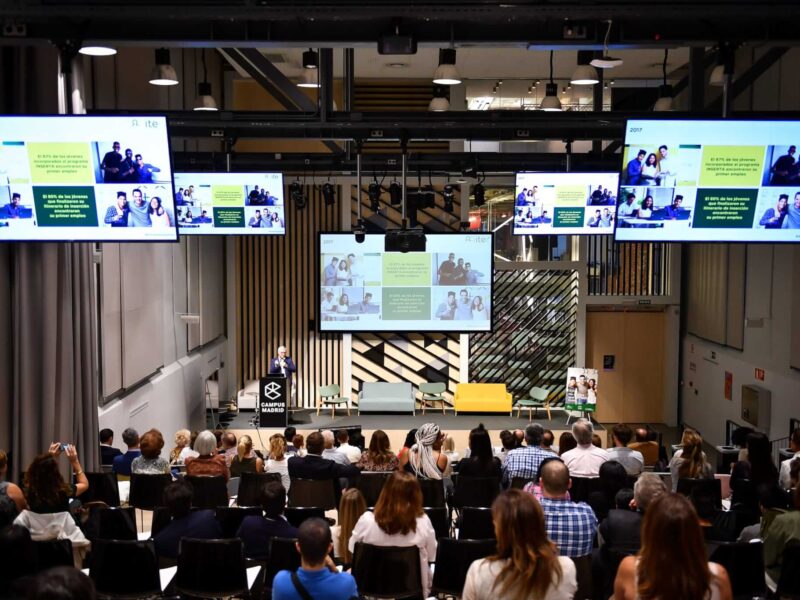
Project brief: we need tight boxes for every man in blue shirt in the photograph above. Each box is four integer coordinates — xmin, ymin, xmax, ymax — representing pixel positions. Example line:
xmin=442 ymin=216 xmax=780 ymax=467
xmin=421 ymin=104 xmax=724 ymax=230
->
xmin=665 ymin=195 xmax=684 ymax=220
xmin=273 ymin=517 xmax=358 ymax=600
xmin=539 ymin=459 xmax=597 ymax=558
xmin=237 ymin=480 xmax=297 ymax=560
xmin=323 ymin=257 xmax=339 ymax=286
xmin=128 ymin=188 xmax=152 ymax=227
xmin=626 ymin=149 xmax=646 ymax=185
xmin=154 ymin=480 xmax=223 ymax=559
xmin=464 ymin=262 xmax=485 ymax=285
xmin=454 ymin=289 xmax=472 ymax=320
xmin=5 ymin=193 xmax=22 ymax=218
xmin=111 ymin=428 xmax=141 ymax=476
xmin=501 ymin=423 xmax=551 ymax=487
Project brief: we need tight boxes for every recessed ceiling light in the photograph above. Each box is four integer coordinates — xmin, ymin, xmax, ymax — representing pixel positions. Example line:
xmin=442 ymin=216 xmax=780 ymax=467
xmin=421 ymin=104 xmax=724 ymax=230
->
xmin=79 ymin=46 xmax=117 ymax=57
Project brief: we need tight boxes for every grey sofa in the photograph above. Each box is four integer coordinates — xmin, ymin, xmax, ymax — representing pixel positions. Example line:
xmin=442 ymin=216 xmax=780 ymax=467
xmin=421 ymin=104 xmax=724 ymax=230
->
xmin=358 ymin=382 xmax=415 ymax=414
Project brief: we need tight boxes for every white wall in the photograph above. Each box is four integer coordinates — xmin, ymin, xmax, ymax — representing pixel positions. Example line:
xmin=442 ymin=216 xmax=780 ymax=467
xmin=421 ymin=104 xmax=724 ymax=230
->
xmin=681 ymin=245 xmax=800 ymax=445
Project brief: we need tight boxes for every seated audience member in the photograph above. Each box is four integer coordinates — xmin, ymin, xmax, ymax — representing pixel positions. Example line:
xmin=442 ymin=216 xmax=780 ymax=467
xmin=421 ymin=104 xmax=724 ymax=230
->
xmin=99 ymin=428 xmax=122 ymax=467
xmin=321 ymin=430 xmax=350 ymax=467
xmin=561 ymin=418 xmax=608 ymax=478
xmin=266 ymin=434 xmax=291 ymax=492
xmin=24 ymin=444 xmax=88 ymax=513
xmin=523 ymin=456 xmax=568 ymax=502
xmin=288 ymin=432 xmax=359 ymax=501
xmin=731 ymin=426 xmax=755 ymax=464
xmin=496 ymin=430 xmax=516 ymax=465
xmin=501 ymin=423 xmax=551 ymax=488
xmin=462 ymin=489 xmax=577 ymax=600
xmin=738 ymin=485 xmax=792 ymax=543
xmin=538 ymin=459 xmax=597 ymax=558
xmin=0 ymin=449 xmax=27 ymax=526
xmin=606 ymin=424 xmax=644 ymax=476
xmin=153 ymin=479 xmax=222 ymax=559
xmin=689 ymin=484 xmax=738 ymax=542
xmin=355 ymin=430 xmax=399 ymax=472
xmin=0 ymin=524 xmax=37 ymax=597
xmin=613 ymin=493 xmax=733 ymax=600
xmin=669 ymin=429 xmax=714 ymax=492
xmin=592 ymin=434 xmax=603 ymax=448
xmin=513 ymin=429 xmax=526 ymax=448
xmin=541 ymin=429 xmax=556 ymax=454
xmin=615 ymin=488 xmax=635 ymax=510
xmin=335 ymin=430 xmax=362 ymax=464
xmin=442 ymin=434 xmax=460 ymax=465
xmin=236 ymin=480 xmax=297 ymax=560
xmin=284 ymin=427 xmax=298 ymax=455
xmin=780 ymin=429 xmax=800 ymax=490
xmin=112 ymin=428 xmax=141 ymax=476
xmin=213 ymin=429 xmax=225 ymax=453
xmin=273 ymin=518 xmax=358 ymax=600
xmin=292 ymin=434 xmax=307 ymax=457
xmin=397 ymin=429 xmax=418 ymax=468
xmin=220 ymin=432 xmax=238 ymax=467
xmin=405 ymin=423 xmax=449 ymax=480
xmin=230 ymin=434 xmax=263 ymax=478
xmin=764 ymin=487 xmax=800 ymax=585
xmin=558 ymin=432 xmax=577 ymax=457
xmin=131 ymin=429 xmax=170 ymax=475
xmin=349 ymin=471 xmax=437 ymax=596
xmin=27 ymin=566 xmax=98 ymax=600
xmin=588 ymin=460 xmax=629 ymax=521
xmin=731 ymin=431 xmax=778 ymax=509
xmin=184 ymin=430 xmax=230 ymax=481
xmin=333 ymin=488 xmax=367 ymax=564
xmin=628 ymin=427 xmax=659 ymax=467
xmin=170 ymin=429 xmax=198 ymax=464
xmin=457 ymin=424 xmax=502 ymax=480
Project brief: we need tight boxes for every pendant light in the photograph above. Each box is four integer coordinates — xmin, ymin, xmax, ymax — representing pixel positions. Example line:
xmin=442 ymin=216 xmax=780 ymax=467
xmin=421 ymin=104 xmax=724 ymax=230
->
xmin=539 ymin=50 xmax=563 ymax=111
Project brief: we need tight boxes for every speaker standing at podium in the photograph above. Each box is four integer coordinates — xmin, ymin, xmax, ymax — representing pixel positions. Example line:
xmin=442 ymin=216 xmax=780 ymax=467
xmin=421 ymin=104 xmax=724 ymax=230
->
xmin=270 ymin=345 xmax=297 ymax=407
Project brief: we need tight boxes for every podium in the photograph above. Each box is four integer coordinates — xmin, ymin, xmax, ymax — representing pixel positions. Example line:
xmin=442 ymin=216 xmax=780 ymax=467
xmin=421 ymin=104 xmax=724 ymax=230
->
xmin=258 ymin=374 xmax=289 ymax=428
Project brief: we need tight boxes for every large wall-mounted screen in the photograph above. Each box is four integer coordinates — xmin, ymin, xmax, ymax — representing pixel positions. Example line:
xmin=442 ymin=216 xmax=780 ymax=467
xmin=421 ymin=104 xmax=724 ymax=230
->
xmin=513 ymin=172 xmax=620 ymax=235
xmin=319 ymin=232 xmax=493 ymax=332
xmin=173 ymin=172 xmax=285 ymax=235
xmin=616 ymin=119 xmax=800 ymax=242
xmin=0 ymin=115 xmax=177 ymax=242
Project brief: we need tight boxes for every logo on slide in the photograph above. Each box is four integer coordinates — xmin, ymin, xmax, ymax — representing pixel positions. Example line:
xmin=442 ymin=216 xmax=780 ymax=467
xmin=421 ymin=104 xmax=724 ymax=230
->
xmin=263 ymin=382 xmax=282 ymax=401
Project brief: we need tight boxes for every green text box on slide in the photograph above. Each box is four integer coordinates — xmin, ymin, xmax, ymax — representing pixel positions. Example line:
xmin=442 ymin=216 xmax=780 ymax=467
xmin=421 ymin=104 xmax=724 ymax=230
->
xmin=555 ymin=185 xmax=589 ymax=206
xmin=211 ymin=185 xmax=244 ymax=207
xmin=554 ymin=207 xmax=585 ymax=228
xmin=212 ymin=207 xmax=244 ymax=227
xmin=32 ymin=186 xmax=98 ymax=226
xmin=699 ymin=146 xmax=765 ymax=187
xmin=27 ymin=143 xmax=94 ymax=184
xmin=382 ymin=253 xmax=431 ymax=286
xmin=693 ymin=188 xmax=759 ymax=228
xmin=382 ymin=287 xmax=432 ymax=320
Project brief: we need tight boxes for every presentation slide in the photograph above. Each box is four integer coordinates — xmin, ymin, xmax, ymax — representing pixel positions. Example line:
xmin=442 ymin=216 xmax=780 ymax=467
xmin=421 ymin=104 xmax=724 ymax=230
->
xmin=513 ymin=172 xmax=620 ymax=235
xmin=319 ymin=232 xmax=493 ymax=332
xmin=173 ymin=172 xmax=285 ymax=235
xmin=616 ymin=119 xmax=800 ymax=242
xmin=0 ymin=116 xmax=177 ymax=242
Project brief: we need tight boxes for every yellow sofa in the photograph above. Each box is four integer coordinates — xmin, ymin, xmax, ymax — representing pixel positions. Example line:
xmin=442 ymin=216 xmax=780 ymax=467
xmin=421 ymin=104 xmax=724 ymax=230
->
xmin=454 ymin=383 xmax=513 ymax=414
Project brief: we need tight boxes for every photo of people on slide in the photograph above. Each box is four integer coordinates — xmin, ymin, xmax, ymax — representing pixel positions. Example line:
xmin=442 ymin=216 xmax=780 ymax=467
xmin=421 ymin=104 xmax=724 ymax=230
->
xmin=320 ymin=286 xmax=381 ymax=321
xmin=755 ymin=189 xmax=800 ymax=229
xmin=622 ymin=144 xmax=696 ymax=188
xmin=763 ymin=145 xmax=800 ymax=186
xmin=513 ymin=207 xmax=554 ymax=228
xmin=244 ymin=184 xmax=283 ymax=206
xmin=433 ymin=287 xmax=490 ymax=321
xmin=99 ymin=185 xmax=175 ymax=228
xmin=176 ymin=206 xmax=213 ymax=227
xmin=92 ymin=141 xmax=169 ymax=185
xmin=433 ymin=252 xmax=491 ymax=286
xmin=321 ymin=253 xmax=381 ymax=287
xmin=615 ymin=186 xmax=694 ymax=228
xmin=565 ymin=367 xmax=599 ymax=412
xmin=0 ymin=187 xmax=34 ymax=220
xmin=245 ymin=206 xmax=285 ymax=230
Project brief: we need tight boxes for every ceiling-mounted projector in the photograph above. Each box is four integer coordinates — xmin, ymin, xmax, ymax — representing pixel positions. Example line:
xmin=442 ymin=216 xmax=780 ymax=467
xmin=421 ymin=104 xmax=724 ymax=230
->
xmin=385 ymin=229 xmax=426 ymax=253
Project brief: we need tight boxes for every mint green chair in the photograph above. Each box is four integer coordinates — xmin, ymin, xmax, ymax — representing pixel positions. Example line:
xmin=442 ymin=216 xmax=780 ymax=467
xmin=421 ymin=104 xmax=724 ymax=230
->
xmin=418 ymin=382 xmax=448 ymax=415
xmin=514 ymin=386 xmax=551 ymax=421
xmin=318 ymin=384 xmax=350 ymax=417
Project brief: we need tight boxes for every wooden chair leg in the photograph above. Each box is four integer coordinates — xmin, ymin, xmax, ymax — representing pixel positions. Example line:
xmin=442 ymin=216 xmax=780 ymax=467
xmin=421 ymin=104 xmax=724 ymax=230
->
xmin=347 ymin=403 xmax=351 ymax=416
xmin=441 ymin=399 xmax=445 ymax=415
xmin=546 ymin=401 xmax=551 ymax=421
xmin=317 ymin=398 xmax=322 ymax=416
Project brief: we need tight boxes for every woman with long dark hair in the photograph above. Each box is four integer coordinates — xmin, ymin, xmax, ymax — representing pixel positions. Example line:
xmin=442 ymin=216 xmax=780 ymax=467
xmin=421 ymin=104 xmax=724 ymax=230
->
xmin=730 ymin=431 xmax=778 ymax=507
xmin=463 ymin=489 xmax=576 ymax=600
xmin=356 ymin=430 xmax=399 ymax=472
xmin=457 ymin=424 xmax=502 ymax=479
xmin=587 ymin=460 xmax=629 ymax=521
xmin=24 ymin=445 xmax=88 ymax=513
xmin=614 ymin=493 xmax=732 ymax=600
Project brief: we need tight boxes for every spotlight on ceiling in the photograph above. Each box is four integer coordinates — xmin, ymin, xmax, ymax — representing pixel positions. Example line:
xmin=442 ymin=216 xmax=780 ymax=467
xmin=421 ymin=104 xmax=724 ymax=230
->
xmin=591 ymin=20 xmax=623 ymax=69
xmin=429 ymin=86 xmax=450 ymax=112
xmin=571 ymin=50 xmax=599 ymax=85
xmin=368 ymin=181 xmax=382 ymax=212
xmin=322 ymin=182 xmax=336 ymax=206
xmin=79 ymin=45 xmax=116 ymax=57
xmin=149 ymin=48 xmax=179 ymax=86
xmin=389 ymin=181 xmax=402 ymax=205
xmin=302 ymin=48 xmax=318 ymax=69
xmin=709 ymin=43 xmax=735 ymax=87
xmin=473 ymin=183 xmax=485 ymax=207
xmin=290 ymin=180 xmax=306 ymax=209
xmin=443 ymin=184 xmax=455 ymax=213
xmin=297 ymin=69 xmax=320 ymax=88
xmin=433 ymin=48 xmax=461 ymax=85
xmin=540 ymin=51 xmax=563 ymax=111
xmin=353 ymin=218 xmax=366 ymax=243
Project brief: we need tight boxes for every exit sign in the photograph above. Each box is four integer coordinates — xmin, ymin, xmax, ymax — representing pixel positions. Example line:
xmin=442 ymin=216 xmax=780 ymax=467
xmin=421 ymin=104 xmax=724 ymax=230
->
xmin=755 ymin=368 xmax=765 ymax=381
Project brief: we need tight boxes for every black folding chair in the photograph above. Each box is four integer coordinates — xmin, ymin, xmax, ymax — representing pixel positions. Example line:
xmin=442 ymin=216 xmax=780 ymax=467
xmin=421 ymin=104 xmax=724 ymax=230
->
xmin=569 ymin=477 xmax=594 ymax=503
xmin=83 ymin=505 xmax=137 ymax=542
xmin=510 ymin=477 xmax=532 ymax=490
xmin=285 ymin=507 xmax=326 ymax=529
xmin=236 ymin=472 xmax=281 ymax=507
xmin=215 ymin=506 xmax=263 ymax=538
xmin=677 ymin=478 xmax=722 ymax=510
xmin=352 ymin=542 xmax=423 ymax=599
xmin=262 ymin=537 xmax=300 ymax=595
xmin=452 ymin=476 xmax=500 ymax=509
xmin=129 ymin=473 xmax=171 ymax=531
xmin=774 ymin=543 xmax=800 ymax=600
xmin=175 ymin=538 xmax=249 ymax=599
xmin=423 ymin=506 xmax=450 ymax=540
xmin=288 ymin=478 xmax=337 ymax=511
xmin=417 ymin=478 xmax=445 ymax=508
xmin=150 ymin=506 xmax=173 ymax=538
xmin=459 ymin=507 xmax=495 ymax=540
xmin=431 ymin=538 xmax=496 ymax=597
xmin=90 ymin=539 xmax=161 ymax=599
xmin=185 ymin=475 xmax=229 ymax=509
xmin=356 ymin=472 xmax=393 ymax=507
xmin=709 ymin=541 xmax=767 ymax=599
xmin=80 ymin=472 xmax=121 ymax=507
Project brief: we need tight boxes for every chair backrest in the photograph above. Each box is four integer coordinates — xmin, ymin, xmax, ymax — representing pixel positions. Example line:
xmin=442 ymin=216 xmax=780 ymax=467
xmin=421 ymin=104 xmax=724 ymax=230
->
xmin=227 ymin=476 xmax=240 ymax=498
xmin=319 ymin=384 xmax=340 ymax=398
xmin=777 ymin=542 xmax=800 ymax=597
xmin=32 ymin=539 xmax=73 ymax=570
xmin=288 ymin=478 xmax=337 ymax=510
xmin=129 ymin=473 xmax=172 ymax=511
xmin=572 ymin=554 xmax=593 ymax=600
xmin=510 ymin=477 xmax=532 ymax=490
xmin=90 ymin=539 xmax=161 ymax=598
xmin=236 ymin=472 xmax=282 ymax=507
xmin=285 ymin=507 xmax=326 ymax=529
xmin=81 ymin=472 xmax=121 ymax=507
xmin=175 ymin=538 xmax=248 ymax=598
xmin=417 ymin=478 xmax=446 ymax=508
xmin=85 ymin=506 xmax=137 ymax=542
xmin=431 ymin=538 xmax=496 ymax=597
xmin=570 ymin=477 xmax=594 ymax=503
xmin=214 ymin=506 xmax=262 ymax=538
xmin=150 ymin=506 xmax=173 ymax=538
xmin=453 ymin=476 xmax=500 ymax=508
xmin=352 ymin=542 xmax=423 ymax=599
xmin=263 ymin=537 xmax=301 ymax=592
xmin=709 ymin=541 xmax=766 ymax=598
xmin=459 ymin=507 xmax=495 ymax=540
xmin=530 ymin=386 xmax=549 ymax=401
xmin=423 ymin=507 xmax=450 ymax=540
xmin=419 ymin=382 xmax=446 ymax=395
xmin=676 ymin=478 xmax=722 ymax=509
xmin=185 ymin=475 xmax=229 ymax=509
xmin=356 ymin=472 xmax=392 ymax=507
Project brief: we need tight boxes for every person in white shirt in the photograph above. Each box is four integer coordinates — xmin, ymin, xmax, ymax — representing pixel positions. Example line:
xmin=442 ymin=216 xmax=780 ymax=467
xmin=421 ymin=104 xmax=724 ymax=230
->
xmin=561 ymin=418 xmax=608 ymax=478
xmin=335 ymin=430 xmax=362 ymax=464
xmin=321 ymin=430 xmax=350 ymax=467
xmin=321 ymin=291 xmax=337 ymax=314
xmin=779 ymin=428 xmax=800 ymax=489
xmin=606 ymin=424 xmax=644 ymax=476
xmin=617 ymin=193 xmax=638 ymax=218
xmin=657 ymin=144 xmax=677 ymax=187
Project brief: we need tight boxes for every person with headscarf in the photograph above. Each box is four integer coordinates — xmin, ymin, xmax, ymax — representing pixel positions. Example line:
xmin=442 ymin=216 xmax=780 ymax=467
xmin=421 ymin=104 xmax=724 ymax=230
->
xmin=404 ymin=423 xmax=449 ymax=480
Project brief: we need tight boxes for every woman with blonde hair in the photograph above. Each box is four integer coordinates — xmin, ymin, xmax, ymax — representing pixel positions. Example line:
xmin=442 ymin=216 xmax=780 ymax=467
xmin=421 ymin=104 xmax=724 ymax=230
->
xmin=265 ymin=434 xmax=290 ymax=491
xmin=230 ymin=434 xmax=263 ymax=477
xmin=333 ymin=488 xmax=367 ymax=564
xmin=463 ymin=489 xmax=576 ymax=600
xmin=614 ymin=493 xmax=732 ymax=600
xmin=668 ymin=428 xmax=714 ymax=491
xmin=170 ymin=429 xmax=197 ymax=464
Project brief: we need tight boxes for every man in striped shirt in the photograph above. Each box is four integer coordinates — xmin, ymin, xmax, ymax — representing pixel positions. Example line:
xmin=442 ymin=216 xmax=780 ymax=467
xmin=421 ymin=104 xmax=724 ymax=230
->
xmin=538 ymin=459 xmax=597 ymax=558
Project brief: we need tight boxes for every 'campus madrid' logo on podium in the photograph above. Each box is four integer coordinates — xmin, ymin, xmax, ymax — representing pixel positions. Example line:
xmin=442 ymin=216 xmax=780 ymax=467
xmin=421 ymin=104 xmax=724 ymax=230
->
xmin=263 ymin=381 xmax=282 ymax=401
